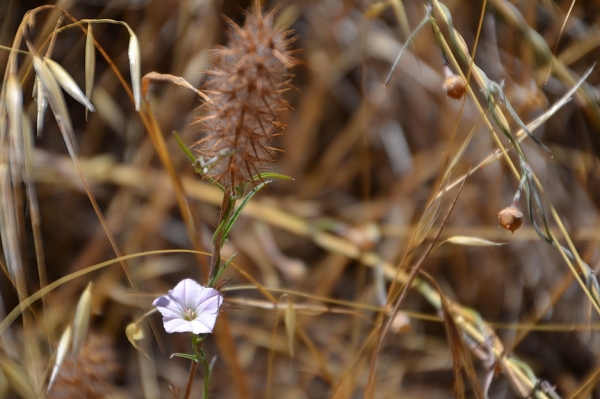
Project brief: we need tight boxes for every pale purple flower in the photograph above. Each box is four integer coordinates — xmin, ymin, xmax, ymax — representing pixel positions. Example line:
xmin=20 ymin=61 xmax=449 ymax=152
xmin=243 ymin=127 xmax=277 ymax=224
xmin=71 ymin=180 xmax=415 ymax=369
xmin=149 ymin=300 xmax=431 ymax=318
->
xmin=153 ymin=279 xmax=223 ymax=334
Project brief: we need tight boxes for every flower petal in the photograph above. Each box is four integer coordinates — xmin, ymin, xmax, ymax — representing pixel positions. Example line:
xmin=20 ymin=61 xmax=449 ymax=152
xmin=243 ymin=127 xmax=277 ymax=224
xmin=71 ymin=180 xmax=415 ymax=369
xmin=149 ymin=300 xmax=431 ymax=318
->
xmin=153 ymin=295 xmax=184 ymax=319
xmin=163 ymin=319 xmax=194 ymax=334
xmin=189 ymin=318 xmax=216 ymax=334
xmin=153 ymin=279 xmax=223 ymax=335
xmin=194 ymin=290 xmax=222 ymax=316
xmin=169 ymin=279 xmax=203 ymax=308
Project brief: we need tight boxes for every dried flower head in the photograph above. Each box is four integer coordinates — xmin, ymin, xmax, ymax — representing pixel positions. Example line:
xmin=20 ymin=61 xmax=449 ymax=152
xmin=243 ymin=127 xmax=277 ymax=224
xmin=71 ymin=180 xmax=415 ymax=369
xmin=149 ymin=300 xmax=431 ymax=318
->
xmin=153 ymin=279 xmax=223 ymax=334
xmin=195 ymin=7 xmax=299 ymax=189
xmin=498 ymin=206 xmax=523 ymax=233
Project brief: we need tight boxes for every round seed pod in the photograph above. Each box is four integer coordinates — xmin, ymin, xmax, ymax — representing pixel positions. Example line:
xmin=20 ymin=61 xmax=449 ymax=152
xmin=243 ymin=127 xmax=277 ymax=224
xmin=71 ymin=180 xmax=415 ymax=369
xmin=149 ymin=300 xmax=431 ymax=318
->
xmin=443 ymin=75 xmax=467 ymax=100
xmin=498 ymin=206 xmax=523 ymax=233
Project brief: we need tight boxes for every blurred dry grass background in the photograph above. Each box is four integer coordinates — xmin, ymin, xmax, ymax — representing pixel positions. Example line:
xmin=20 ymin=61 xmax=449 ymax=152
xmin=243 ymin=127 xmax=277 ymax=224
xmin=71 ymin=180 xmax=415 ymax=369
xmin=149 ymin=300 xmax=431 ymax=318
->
xmin=2 ymin=0 xmax=600 ymax=398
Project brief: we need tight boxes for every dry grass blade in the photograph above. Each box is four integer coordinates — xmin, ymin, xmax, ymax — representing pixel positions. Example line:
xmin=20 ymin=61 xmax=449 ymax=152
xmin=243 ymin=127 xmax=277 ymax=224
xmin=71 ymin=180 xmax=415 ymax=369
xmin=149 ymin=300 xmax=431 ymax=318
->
xmin=30 ymin=49 xmax=135 ymax=300
xmin=72 ymin=282 xmax=92 ymax=358
xmin=0 ymin=357 xmax=36 ymax=399
xmin=2 ymin=1 xmax=600 ymax=398
xmin=47 ymin=326 xmax=71 ymax=393
xmin=489 ymin=0 xmax=600 ymax=126
xmin=85 ymin=22 xmax=95 ymax=119
xmin=141 ymin=72 xmax=210 ymax=102
xmin=7 ymin=74 xmax=23 ymax=171
xmin=412 ymin=195 xmax=441 ymax=250
xmin=45 ymin=57 xmax=95 ymax=112
xmin=423 ymin=272 xmax=484 ymax=399
xmin=30 ymin=55 xmax=76 ymax=155
xmin=366 ymin=174 xmax=469 ymax=398
xmin=0 ymin=165 xmax=24 ymax=289
xmin=127 ymin=33 xmax=141 ymax=111
xmin=33 ymin=76 xmax=48 ymax=136
xmin=21 ymin=114 xmax=47 ymax=310
xmin=384 ymin=4 xmax=431 ymax=85
xmin=441 ymin=236 xmax=506 ymax=246
xmin=433 ymin=64 xmax=595 ymax=203
xmin=284 ymin=296 xmax=296 ymax=357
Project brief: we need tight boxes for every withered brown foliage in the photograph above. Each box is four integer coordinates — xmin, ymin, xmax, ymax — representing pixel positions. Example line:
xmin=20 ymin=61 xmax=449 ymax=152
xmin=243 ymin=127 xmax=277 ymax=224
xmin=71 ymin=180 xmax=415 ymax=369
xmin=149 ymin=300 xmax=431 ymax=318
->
xmin=195 ymin=7 xmax=299 ymax=190
xmin=47 ymin=333 xmax=119 ymax=399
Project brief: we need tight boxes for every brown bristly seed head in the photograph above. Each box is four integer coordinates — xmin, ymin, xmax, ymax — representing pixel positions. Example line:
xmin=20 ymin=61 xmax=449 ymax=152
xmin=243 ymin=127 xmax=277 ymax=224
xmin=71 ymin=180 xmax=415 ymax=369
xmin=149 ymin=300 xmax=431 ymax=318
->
xmin=195 ymin=7 xmax=299 ymax=190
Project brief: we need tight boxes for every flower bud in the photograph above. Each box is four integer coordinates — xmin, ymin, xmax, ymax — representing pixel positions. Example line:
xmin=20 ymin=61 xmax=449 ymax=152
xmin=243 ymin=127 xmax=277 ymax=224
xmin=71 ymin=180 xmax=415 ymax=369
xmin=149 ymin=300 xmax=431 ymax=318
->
xmin=498 ymin=206 xmax=523 ymax=233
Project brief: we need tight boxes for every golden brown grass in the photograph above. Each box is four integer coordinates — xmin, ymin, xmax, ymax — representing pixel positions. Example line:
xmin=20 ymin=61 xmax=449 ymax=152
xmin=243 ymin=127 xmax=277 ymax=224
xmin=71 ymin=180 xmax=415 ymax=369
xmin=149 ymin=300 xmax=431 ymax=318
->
xmin=1 ymin=0 xmax=600 ymax=398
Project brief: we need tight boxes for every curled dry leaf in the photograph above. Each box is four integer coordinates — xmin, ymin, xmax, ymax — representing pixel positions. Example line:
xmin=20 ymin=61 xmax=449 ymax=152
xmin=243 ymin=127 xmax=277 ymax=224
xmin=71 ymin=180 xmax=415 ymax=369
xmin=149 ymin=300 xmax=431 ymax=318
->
xmin=125 ymin=322 xmax=150 ymax=359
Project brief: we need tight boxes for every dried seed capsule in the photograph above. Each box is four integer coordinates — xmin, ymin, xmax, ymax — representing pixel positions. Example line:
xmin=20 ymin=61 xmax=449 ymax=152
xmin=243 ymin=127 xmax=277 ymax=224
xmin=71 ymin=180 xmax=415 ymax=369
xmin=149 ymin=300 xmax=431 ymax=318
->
xmin=498 ymin=206 xmax=523 ymax=233
xmin=442 ymin=64 xmax=466 ymax=100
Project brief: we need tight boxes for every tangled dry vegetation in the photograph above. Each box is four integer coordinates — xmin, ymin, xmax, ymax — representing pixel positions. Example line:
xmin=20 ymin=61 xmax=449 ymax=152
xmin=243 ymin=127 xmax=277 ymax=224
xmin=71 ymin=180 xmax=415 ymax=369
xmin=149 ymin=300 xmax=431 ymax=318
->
xmin=1 ymin=0 xmax=600 ymax=398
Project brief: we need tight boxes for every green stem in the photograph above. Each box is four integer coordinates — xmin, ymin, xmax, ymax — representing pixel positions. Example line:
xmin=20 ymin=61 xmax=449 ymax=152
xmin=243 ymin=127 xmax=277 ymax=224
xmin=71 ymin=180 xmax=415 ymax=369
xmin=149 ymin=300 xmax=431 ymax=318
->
xmin=200 ymin=349 xmax=212 ymax=399
xmin=208 ymin=193 xmax=234 ymax=284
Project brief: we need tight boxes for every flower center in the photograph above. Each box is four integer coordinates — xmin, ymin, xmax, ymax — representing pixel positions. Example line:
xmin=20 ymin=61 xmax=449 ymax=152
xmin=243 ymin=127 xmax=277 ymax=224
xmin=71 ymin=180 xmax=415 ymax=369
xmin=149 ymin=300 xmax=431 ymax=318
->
xmin=183 ymin=307 xmax=196 ymax=321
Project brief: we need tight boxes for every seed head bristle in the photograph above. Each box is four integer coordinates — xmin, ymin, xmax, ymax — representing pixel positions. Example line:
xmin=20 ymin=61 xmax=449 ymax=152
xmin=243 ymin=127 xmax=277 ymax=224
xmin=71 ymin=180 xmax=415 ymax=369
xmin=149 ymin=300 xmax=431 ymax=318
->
xmin=195 ymin=8 xmax=299 ymax=189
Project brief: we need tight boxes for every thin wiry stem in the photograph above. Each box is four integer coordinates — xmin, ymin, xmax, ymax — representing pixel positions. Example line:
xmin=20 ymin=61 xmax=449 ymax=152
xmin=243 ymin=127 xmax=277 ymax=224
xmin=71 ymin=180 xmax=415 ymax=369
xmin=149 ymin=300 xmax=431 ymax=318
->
xmin=183 ymin=360 xmax=198 ymax=399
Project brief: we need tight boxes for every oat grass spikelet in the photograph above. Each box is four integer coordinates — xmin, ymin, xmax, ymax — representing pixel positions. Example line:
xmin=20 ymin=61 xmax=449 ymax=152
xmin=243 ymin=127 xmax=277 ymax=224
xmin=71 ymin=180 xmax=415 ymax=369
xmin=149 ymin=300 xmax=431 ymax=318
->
xmin=195 ymin=6 xmax=299 ymax=190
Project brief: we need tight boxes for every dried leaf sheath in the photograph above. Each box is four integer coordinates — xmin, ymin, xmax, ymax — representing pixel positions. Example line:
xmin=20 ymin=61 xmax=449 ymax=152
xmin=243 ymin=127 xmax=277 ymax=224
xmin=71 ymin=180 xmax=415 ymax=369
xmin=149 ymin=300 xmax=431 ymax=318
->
xmin=195 ymin=9 xmax=298 ymax=189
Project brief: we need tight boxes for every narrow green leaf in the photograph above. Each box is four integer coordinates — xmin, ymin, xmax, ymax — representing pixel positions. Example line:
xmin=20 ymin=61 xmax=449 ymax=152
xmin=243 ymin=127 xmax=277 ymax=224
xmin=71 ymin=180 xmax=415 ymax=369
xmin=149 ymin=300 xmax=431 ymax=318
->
xmin=223 ymin=181 xmax=272 ymax=238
